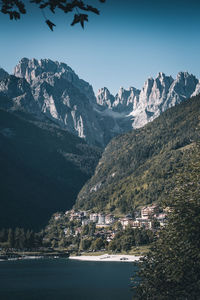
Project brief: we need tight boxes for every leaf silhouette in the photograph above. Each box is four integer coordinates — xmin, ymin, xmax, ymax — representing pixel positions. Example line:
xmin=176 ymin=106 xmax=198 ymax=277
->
xmin=1 ymin=0 xmax=106 ymax=30
xmin=71 ymin=14 xmax=81 ymax=26
xmin=45 ymin=19 xmax=56 ymax=31
xmin=71 ymin=14 xmax=88 ymax=28
xmin=80 ymin=14 xmax=88 ymax=29
xmin=86 ymin=5 xmax=99 ymax=15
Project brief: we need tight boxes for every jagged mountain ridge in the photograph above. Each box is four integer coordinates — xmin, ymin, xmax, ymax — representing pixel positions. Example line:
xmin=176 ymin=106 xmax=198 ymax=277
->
xmin=0 ymin=58 xmax=200 ymax=148
xmin=97 ymin=71 xmax=199 ymax=128
xmin=11 ymin=58 xmax=132 ymax=146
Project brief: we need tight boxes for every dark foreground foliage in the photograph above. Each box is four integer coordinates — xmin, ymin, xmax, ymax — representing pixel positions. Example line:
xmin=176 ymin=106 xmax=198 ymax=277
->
xmin=0 ymin=0 xmax=105 ymax=30
xmin=132 ymin=144 xmax=200 ymax=299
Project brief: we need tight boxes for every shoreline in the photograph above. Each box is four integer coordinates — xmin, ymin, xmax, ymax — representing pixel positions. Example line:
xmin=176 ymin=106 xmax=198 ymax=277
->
xmin=0 ymin=251 xmax=69 ymax=261
xmin=69 ymin=254 xmax=141 ymax=262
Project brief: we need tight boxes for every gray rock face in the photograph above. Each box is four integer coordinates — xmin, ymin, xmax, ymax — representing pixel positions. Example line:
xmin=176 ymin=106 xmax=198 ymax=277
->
xmin=0 ymin=75 xmax=38 ymax=112
xmin=1 ymin=58 xmax=199 ymax=147
xmin=192 ymin=80 xmax=200 ymax=97
xmin=97 ymin=71 xmax=199 ymax=130
xmin=96 ymin=87 xmax=115 ymax=108
xmin=130 ymin=72 xmax=198 ymax=128
xmin=14 ymin=58 xmax=96 ymax=103
xmin=113 ymin=87 xmax=140 ymax=113
xmin=12 ymin=58 xmax=136 ymax=146
xmin=13 ymin=58 xmax=105 ymax=146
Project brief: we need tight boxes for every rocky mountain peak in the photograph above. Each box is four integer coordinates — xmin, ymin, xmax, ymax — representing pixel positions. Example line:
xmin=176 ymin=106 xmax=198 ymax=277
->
xmin=112 ymin=86 xmax=140 ymax=112
xmin=157 ymin=71 xmax=165 ymax=78
xmin=14 ymin=58 xmax=74 ymax=83
xmin=142 ymin=77 xmax=154 ymax=95
xmin=96 ymin=87 xmax=114 ymax=108
xmin=130 ymin=71 xmax=199 ymax=129
xmin=12 ymin=58 xmax=106 ymax=146
xmin=174 ymin=72 xmax=198 ymax=91
xmin=14 ymin=58 xmax=96 ymax=103
xmin=156 ymin=72 xmax=173 ymax=84
xmin=165 ymin=71 xmax=199 ymax=109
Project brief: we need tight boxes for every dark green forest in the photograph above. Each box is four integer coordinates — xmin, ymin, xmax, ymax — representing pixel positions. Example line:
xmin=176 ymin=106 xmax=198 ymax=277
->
xmin=0 ymin=227 xmax=42 ymax=249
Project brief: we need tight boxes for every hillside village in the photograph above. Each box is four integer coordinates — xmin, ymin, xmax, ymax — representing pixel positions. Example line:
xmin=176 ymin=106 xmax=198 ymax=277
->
xmin=44 ymin=204 xmax=168 ymax=252
xmin=57 ymin=204 xmax=167 ymax=231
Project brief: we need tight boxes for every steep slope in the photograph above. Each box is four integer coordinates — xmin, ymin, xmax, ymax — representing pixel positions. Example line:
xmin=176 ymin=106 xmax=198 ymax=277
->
xmin=0 ymin=105 xmax=101 ymax=229
xmin=75 ymin=94 xmax=200 ymax=213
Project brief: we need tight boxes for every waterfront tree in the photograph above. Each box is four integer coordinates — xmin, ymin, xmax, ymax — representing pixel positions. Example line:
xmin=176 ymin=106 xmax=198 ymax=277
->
xmin=91 ymin=237 xmax=104 ymax=251
xmin=79 ymin=238 xmax=92 ymax=251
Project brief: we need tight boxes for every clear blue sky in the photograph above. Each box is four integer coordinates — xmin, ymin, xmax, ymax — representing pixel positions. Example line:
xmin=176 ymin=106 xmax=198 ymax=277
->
xmin=0 ymin=0 xmax=200 ymax=95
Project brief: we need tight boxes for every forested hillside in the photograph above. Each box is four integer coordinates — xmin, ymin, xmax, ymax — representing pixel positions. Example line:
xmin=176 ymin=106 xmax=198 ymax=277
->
xmin=75 ymin=95 xmax=200 ymax=213
xmin=0 ymin=105 xmax=101 ymax=229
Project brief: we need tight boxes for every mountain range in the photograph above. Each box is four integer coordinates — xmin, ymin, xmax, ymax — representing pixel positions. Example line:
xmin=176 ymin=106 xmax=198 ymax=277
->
xmin=0 ymin=58 xmax=200 ymax=228
xmin=1 ymin=58 xmax=200 ymax=147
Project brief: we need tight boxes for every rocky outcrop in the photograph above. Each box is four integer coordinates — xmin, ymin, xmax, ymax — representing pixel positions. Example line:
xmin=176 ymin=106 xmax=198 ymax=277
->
xmin=0 ymin=74 xmax=38 ymax=112
xmin=192 ymin=80 xmax=200 ymax=97
xmin=97 ymin=71 xmax=199 ymax=129
xmin=96 ymin=87 xmax=115 ymax=108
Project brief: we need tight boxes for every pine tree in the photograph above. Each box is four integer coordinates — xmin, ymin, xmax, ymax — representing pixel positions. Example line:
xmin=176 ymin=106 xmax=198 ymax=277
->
xmin=0 ymin=228 xmax=7 ymax=243
xmin=14 ymin=228 xmax=26 ymax=249
xmin=26 ymin=230 xmax=35 ymax=249
xmin=7 ymin=228 xmax=14 ymax=248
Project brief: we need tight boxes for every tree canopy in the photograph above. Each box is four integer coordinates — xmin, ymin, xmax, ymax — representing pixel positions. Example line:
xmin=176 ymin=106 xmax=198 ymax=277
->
xmin=132 ymin=144 xmax=200 ymax=299
xmin=0 ymin=0 xmax=106 ymax=30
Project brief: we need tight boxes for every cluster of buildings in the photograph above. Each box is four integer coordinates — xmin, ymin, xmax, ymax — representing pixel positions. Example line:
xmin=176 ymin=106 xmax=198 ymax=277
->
xmin=55 ymin=204 xmax=167 ymax=234
xmin=61 ymin=210 xmax=115 ymax=228
xmin=120 ymin=205 xmax=167 ymax=230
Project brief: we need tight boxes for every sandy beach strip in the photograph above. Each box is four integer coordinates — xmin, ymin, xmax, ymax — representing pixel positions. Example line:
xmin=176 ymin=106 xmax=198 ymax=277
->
xmin=69 ymin=254 xmax=141 ymax=262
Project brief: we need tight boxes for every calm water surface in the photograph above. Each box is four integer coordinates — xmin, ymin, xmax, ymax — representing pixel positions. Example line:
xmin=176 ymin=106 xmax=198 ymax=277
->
xmin=0 ymin=259 xmax=136 ymax=300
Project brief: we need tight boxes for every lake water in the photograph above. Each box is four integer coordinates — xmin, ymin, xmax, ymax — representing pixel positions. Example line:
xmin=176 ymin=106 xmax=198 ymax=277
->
xmin=0 ymin=259 xmax=136 ymax=300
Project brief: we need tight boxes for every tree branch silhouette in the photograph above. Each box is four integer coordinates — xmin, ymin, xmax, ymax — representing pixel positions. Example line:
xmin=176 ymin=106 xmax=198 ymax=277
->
xmin=0 ymin=0 xmax=106 ymax=30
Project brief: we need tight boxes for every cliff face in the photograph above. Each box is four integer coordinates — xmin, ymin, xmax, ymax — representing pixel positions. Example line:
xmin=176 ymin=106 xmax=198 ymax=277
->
xmin=97 ymin=71 xmax=199 ymax=129
xmin=13 ymin=58 xmax=105 ymax=146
